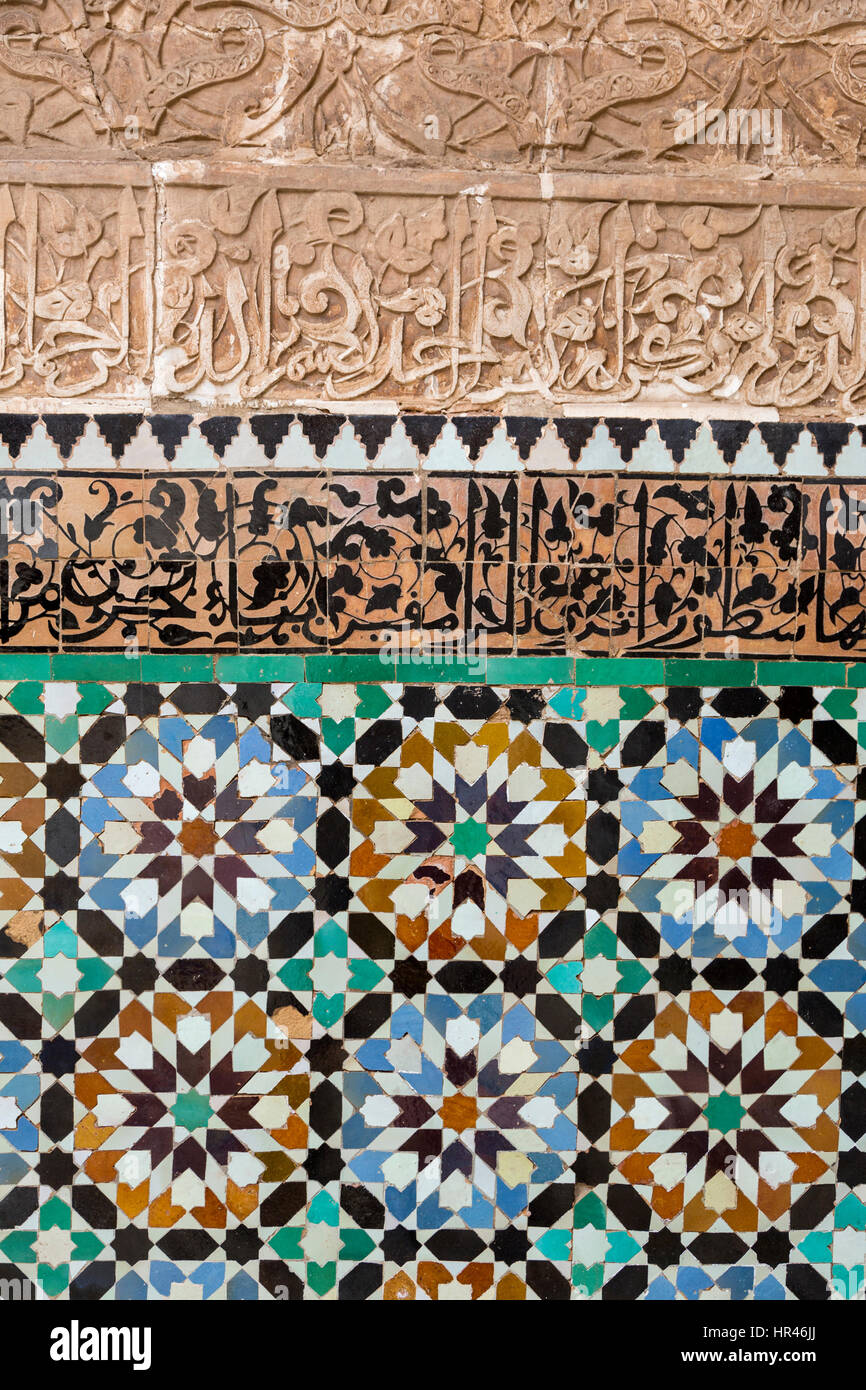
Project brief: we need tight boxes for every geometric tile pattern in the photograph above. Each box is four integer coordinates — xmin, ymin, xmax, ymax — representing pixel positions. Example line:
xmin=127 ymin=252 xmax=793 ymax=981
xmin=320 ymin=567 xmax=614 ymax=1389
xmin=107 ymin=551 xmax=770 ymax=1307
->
xmin=1 ymin=678 xmax=865 ymax=1299
xmin=1 ymin=416 xmax=865 ymax=478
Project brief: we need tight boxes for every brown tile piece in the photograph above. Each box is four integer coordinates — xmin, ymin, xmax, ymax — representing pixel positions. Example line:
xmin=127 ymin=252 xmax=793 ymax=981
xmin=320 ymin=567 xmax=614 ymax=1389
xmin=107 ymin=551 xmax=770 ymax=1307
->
xmin=56 ymin=475 xmax=144 ymax=559
xmin=704 ymin=565 xmax=798 ymax=658
xmin=237 ymin=560 xmax=328 ymax=650
xmin=234 ymin=474 xmax=328 ymax=563
xmin=144 ymin=476 xmax=232 ymax=560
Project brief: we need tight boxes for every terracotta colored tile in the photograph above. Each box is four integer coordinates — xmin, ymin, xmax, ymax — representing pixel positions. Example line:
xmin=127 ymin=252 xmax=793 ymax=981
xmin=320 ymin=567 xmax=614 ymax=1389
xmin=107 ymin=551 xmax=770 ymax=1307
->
xmin=60 ymin=558 xmax=149 ymax=648
xmin=328 ymin=560 xmax=422 ymax=650
xmin=234 ymin=473 xmax=328 ymax=563
xmin=616 ymin=479 xmax=709 ymax=569
xmin=237 ymin=558 xmax=328 ymax=649
xmin=149 ymin=561 xmax=237 ymax=649
xmin=516 ymin=563 xmax=611 ymax=654
xmin=56 ymin=474 xmax=144 ymax=558
xmin=2 ymin=558 xmax=61 ymax=648
xmin=611 ymin=562 xmax=705 ymax=655
xmin=703 ymin=564 xmax=797 ymax=658
xmin=801 ymin=482 xmax=866 ymax=571
xmin=425 ymin=477 xmax=519 ymax=565
xmin=708 ymin=480 xmax=802 ymax=569
xmin=0 ymin=476 xmax=58 ymax=560
xmin=422 ymin=563 xmax=515 ymax=651
xmin=329 ymin=475 xmax=423 ymax=564
xmin=519 ymin=475 xmax=615 ymax=565
xmin=144 ymin=474 xmax=232 ymax=560
xmin=796 ymin=570 xmax=866 ymax=656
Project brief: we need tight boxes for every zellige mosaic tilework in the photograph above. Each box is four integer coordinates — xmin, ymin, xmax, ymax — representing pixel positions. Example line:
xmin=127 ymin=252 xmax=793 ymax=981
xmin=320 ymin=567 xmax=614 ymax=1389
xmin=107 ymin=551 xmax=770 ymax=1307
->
xmin=0 ymin=673 xmax=864 ymax=1301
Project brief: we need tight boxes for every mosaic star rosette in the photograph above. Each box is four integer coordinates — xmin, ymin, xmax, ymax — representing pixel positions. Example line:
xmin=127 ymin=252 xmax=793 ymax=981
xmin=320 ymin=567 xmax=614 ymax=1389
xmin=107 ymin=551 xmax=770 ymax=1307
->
xmin=0 ymin=676 xmax=864 ymax=1301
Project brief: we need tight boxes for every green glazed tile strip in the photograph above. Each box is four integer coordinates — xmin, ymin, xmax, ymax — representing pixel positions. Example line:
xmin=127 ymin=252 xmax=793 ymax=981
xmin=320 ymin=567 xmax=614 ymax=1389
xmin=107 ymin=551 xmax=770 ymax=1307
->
xmin=573 ymin=658 xmax=665 ymax=686
xmin=51 ymin=653 xmax=142 ymax=681
xmin=216 ymin=655 xmax=306 ymax=683
xmin=0 ymin=655 xmax=52 ymax=680
xmin=758 ymin=661 xmax=848 ymax=687
xmin=394 ymin=658 xmax=487 ymax=684
xmin=0 ymin=652 xmax=859 ymax=684
xmin=306 ymin=654 xmax=395 ymax=683
xmin=665 ymin=659 xmax=756 ymax=687
xmin=487 ymin=657 xmax=575 ymax=684
xmin=141 ymin=654 xmax=217 ymax=682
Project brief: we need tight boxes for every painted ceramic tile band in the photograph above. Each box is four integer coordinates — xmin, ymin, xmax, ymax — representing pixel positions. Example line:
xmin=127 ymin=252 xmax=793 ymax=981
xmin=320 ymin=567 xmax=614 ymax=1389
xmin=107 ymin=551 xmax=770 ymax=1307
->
xmin=3 ymin=465 xmax=866 ymax=656
xmin=0 ymin=416 xmax=864 ymax=475
xmin=0 ymin=653 xmax=864 ymax=687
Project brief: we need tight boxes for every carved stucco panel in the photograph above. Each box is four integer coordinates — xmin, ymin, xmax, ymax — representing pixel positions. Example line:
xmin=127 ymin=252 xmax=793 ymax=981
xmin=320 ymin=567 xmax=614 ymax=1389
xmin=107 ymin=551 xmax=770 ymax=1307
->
xmin=0 ymin=166 xmax=154 ymax=404
xmin=3 ymin=2 xmax=866 ymax=172
xmin=152 ymin=171 xmax=866 ymax=413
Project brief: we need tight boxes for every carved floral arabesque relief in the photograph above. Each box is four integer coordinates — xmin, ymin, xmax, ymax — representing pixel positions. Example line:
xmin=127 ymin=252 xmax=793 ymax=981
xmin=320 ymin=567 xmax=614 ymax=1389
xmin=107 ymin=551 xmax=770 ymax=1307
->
xmin=4 ymin=0 xmax=866 ymax=410
xmin=2 ymin=0 xmax=866 ymax=169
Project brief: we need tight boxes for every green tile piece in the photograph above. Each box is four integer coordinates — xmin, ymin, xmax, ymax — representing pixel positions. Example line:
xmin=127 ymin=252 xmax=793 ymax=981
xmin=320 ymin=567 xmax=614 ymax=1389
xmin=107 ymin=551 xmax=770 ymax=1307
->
xmin=215 ymin=655 xmax=304 ymax=683
xmin=46 ymin=717 xmax=79 ymax=754
xmin=6 ymin=682 xmax=44 ymax=714
xmin=52 ymin=653 xmax=141 ymax=681
xmin=0 ymin=655 xmax=51 ymax=680
xmin=758 ymin=661 xmax=847 ymax=688
xmin=322 ymin=718 xmax=354 ymax=755
xmin=578 ymin=994 xmax=612 ymax=1032
xmin=703 ymin=1091 xmax=746 ymax=1133
xmin=269 ymin=1228 xmax=303 ymax=1261
xmin=313 ymin=994 xmax=344 ymax=1028
xmin=340 ymin=1229 xmax=376 ymax=1262
xmin=43 ymin=994 xmax=75 ymax=1030
xmin=573 ymin=1192 xmax=606 ymax=1230
xmin=587 ymin=719 xmax=619 ymax=752
xmin=355 ymin=684 xmax=392 ymax=718
xmin=0 ymin=1232 xmax=35 ymax=1263
xmin=306 ymin=654 xmax=395 ymax=683
xmin=846 ymin=664 xmax=866 ymax=688
xmin=618 ymin=687 xmax=657 ymax=719
xmin=75 ymin=684 xmax=115 ymax=714
xmin=573 ymin=658 xmax=665 ymax=686
xmin=486 ymin=657 xmax=574 ymax=685
xmin=449 ymin=817 xmax=491 ymax=860
xmin=822 ymin=689 xmax=856 ymax=719
xmin=393 ymin=659 xmax=486 ymax=684
xmin=281 ymin=684 xmax=323 ymax=718
xmin=141 ymin=654 xmax=216 ymax=682
xmin=665 ymin=659 xmax=755 ymax=687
